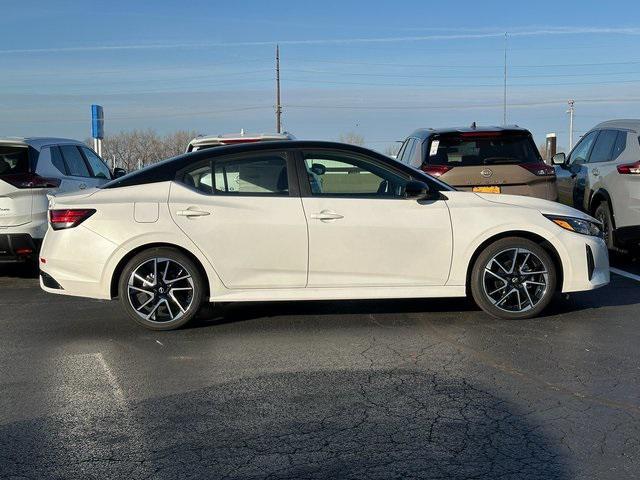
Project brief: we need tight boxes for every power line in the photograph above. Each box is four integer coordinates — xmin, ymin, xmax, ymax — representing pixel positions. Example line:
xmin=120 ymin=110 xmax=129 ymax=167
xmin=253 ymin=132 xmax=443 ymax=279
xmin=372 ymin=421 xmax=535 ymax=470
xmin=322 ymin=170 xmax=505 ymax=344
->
xmin=283 ymin=77 xmax=640 ymax=88
xmin=284 ymin=68 xmax=640 ymax=79
xmin=282 ymin=57 xmax=640 ymax=69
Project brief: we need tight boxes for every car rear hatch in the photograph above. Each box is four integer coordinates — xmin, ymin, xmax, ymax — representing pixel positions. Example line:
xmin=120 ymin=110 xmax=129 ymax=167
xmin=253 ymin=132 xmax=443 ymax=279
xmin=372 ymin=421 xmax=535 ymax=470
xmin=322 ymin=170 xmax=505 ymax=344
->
xmin=421 ymin=130 xmax=556 ymax=198
xmin=0 ymin=144 xmax=33 ymax=227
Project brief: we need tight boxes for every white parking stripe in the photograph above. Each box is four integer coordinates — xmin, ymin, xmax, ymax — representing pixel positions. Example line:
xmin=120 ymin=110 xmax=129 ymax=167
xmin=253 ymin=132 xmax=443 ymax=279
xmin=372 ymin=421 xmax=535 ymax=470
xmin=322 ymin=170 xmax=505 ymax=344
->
xmin=610 ymin=267 xmax=640 ymax=283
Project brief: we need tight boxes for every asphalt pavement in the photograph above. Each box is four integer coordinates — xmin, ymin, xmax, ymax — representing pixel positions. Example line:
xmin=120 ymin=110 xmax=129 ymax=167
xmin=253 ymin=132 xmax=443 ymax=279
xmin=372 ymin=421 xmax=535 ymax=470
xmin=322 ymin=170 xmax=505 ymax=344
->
xmin=1 ymin=259 xmax=639 ymax=479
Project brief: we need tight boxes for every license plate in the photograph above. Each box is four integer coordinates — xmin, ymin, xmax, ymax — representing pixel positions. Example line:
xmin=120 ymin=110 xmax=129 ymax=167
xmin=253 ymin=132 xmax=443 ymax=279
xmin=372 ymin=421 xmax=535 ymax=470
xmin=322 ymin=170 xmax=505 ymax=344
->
xmin=473 ymin=186 xmax=501 ymax=194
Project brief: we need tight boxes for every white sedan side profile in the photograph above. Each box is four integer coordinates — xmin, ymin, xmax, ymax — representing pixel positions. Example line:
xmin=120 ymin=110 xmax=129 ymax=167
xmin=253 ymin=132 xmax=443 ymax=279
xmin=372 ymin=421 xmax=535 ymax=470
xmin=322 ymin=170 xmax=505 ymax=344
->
xmin=39 ymin=141 xmax=609 ymax=330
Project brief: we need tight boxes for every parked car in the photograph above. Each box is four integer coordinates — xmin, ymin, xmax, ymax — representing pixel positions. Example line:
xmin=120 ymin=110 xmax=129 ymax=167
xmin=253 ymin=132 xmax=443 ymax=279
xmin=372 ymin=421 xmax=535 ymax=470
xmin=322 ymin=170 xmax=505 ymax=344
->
xmin=552 ymin=120 xmax=640 ymax=251
xmin=186 ymin=131 xmax=295 ymax=152
xmin=397 ymin=126 xmax=558 ymax=201
xmin=0 ymin=137 xmax=123 ymax=264
xmin=39 ymin=141 xmax=608 ymax=330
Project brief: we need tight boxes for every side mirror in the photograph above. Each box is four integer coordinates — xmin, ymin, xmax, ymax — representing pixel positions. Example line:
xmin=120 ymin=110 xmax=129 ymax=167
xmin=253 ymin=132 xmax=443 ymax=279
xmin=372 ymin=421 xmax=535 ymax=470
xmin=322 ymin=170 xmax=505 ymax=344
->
xmin=310 ymin=163 xmax=326 ymax=175
xmin=405 ymin=180 xmax=431 ymax=200
xmin=551 ymin=153 xmax=566 ymax=166
xmin=113 ymin=167 xmax=127 ymax=179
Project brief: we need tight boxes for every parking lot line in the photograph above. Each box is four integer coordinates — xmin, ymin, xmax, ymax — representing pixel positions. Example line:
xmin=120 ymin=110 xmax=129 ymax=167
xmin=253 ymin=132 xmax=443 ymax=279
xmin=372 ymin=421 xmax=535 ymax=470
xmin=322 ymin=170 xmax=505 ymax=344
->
xmin=610 ymin=267 xmax=640 ymax=283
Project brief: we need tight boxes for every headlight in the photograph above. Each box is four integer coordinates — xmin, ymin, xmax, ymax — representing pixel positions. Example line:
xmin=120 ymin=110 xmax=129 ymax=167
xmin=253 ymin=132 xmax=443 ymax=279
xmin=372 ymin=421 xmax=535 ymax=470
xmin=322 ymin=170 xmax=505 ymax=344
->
xmin=544 ymin=214 xmax=602 ymax=237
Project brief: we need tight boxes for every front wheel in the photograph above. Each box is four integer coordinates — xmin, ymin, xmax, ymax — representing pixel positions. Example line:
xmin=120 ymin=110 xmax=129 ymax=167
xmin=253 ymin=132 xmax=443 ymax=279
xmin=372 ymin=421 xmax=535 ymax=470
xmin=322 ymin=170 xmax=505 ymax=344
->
xmin=118 ymin=247 xmax=204 ymax=330
xmin=470 ymin=237 xmax=557 ymax=320
xmin=594 ymin=201 xmax=615 ymax=250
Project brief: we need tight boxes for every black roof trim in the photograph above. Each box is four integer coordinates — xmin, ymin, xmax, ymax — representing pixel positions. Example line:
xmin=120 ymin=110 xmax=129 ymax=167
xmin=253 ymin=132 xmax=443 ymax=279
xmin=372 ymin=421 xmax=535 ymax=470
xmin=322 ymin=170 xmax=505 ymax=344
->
xmin=407 ymin=125 xmax=530 ymax=140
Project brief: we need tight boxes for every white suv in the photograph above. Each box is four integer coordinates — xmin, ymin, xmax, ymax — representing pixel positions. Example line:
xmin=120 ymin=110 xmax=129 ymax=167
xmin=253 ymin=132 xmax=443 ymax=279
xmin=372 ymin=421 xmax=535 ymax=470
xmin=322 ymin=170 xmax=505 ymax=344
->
xmin=0 ymin=137 xmax=118 ymax=264
xmin=553 ymin=120 xmax=640 ymax=251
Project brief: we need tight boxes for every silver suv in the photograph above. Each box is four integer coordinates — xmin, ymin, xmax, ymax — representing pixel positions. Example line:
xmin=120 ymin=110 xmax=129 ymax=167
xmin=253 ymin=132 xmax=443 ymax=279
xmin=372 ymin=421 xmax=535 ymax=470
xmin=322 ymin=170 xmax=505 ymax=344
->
xmin=0 ymin=137 xmax=119 ymax=264
xmin=553 ymin=119 xmax=640 ymax=251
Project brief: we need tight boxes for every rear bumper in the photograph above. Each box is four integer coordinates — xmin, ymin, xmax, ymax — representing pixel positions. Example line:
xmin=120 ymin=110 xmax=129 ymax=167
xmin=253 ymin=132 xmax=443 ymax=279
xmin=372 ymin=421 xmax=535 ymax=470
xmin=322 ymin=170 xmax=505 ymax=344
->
xmin=0 ymin=233 xmax=39 ymax=263
xmin=614 ymin=225 xmax=640 ymax=248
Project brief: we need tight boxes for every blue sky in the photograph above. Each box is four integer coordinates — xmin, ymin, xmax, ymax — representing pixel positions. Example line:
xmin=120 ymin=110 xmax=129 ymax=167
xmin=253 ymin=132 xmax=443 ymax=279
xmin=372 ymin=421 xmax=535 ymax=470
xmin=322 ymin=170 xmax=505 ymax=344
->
xmin=2 ymin=0 xmax=640 ymax=153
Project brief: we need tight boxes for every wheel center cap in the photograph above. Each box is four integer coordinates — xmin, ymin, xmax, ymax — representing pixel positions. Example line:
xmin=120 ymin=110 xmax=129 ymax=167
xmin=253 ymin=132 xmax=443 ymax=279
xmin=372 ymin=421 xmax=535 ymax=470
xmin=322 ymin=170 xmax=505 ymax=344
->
xmin=158 ymin=287 xmax=165 ymax=294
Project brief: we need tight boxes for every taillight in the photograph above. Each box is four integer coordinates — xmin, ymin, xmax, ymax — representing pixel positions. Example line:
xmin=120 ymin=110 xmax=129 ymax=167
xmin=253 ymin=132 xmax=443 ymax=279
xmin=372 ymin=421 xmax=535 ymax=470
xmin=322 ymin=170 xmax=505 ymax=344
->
xmin=617 ymin=161 xmax=640 ymax=174
xmin=520 ymin=163 xmax=556 ymax=176
xmin=421 ymin=165 xmax=452 ymax=177
xmin=49 ymin=209 xmax=96 ymax=230
xmin=1 ymin=173 xmax=61 ymax=188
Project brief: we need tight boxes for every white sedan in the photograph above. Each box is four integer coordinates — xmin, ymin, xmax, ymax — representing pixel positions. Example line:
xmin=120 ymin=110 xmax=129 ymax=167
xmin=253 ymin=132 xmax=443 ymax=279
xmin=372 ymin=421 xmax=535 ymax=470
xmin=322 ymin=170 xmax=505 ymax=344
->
xmin=39 ymin=141 xmax=609 ymax=330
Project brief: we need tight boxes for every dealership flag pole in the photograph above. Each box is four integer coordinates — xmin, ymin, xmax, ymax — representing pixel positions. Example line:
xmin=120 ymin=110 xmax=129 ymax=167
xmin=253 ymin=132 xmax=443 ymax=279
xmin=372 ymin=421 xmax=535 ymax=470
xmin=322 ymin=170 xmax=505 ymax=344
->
xmin=91 ymin=104 xmax=104 ymax=159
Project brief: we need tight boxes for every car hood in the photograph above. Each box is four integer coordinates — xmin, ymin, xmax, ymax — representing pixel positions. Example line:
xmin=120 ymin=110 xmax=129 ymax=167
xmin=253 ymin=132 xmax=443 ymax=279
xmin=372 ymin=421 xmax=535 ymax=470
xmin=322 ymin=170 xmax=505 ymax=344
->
xmin=474 ymin=193 xmax=596 ymax=221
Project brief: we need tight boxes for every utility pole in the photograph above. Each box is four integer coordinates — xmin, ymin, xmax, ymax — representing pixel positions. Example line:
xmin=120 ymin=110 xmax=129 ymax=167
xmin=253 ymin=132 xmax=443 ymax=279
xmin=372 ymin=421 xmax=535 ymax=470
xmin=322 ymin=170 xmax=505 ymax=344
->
xmin=503 ymin=32 xmax=508 ymax=125
xmin=567 ymin=99 xmax=575 ymax=150
xmin=275 ymin=44 xmax=282 ymax=133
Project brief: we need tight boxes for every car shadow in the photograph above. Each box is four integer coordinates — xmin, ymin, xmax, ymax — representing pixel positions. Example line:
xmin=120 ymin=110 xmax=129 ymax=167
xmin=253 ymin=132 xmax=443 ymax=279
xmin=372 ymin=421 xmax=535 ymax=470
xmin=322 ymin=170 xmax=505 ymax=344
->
xmin=0 ymin=262 xmax=39 ymax=279
xmin=191 ymin=274 xmax=639 ymax=329
xmin=0 ymin=369 xmax=570 ymax=479
xmin=192 ymin=296 xmax=480 ymax=329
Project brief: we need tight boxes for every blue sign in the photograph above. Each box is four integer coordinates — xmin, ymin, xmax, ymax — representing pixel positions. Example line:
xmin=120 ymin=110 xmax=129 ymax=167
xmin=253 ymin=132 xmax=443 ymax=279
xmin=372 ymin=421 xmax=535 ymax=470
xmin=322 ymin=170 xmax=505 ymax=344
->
xmin=91 ymin=104 xmax=104 ymax=139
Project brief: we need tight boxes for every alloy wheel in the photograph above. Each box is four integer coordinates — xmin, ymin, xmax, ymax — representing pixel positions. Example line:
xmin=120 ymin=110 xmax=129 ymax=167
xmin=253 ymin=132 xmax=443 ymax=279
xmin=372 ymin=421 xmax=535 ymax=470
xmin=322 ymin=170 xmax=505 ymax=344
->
xmin=482 ymin=248 xmax=549 ymax=313
xmin=127 ymin=257 xmax=195 ymax=323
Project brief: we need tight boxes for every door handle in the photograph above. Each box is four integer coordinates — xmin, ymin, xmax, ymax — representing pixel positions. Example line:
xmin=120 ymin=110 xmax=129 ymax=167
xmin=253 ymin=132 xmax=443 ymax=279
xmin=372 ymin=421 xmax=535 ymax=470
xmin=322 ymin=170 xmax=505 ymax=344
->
xmin=176 ymin=208 xmax=210 ymax=217
xmin=310 ymin=209 xmax=344 ymax=221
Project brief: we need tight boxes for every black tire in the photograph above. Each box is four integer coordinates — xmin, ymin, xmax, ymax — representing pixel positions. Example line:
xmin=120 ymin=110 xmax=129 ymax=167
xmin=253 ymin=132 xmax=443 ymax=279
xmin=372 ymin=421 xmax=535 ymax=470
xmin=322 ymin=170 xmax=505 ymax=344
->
xmin=594 ymin=201 xmax=615 ymax=250
xmin=470 ymin=237 xmax=557 ymax=320
xmin=118 ymin=247 xmax=204 ymax=330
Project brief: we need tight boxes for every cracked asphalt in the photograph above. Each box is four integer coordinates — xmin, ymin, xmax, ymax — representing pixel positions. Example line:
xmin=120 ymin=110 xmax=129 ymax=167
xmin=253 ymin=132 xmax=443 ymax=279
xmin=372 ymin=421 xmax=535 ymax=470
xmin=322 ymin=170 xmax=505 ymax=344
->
xmin=1 ymin=260 xmax=640 ymax=479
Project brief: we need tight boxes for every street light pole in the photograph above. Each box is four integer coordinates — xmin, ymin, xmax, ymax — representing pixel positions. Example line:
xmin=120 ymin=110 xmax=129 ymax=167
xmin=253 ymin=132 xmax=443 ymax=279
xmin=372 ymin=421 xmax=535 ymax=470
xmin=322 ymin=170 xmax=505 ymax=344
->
xmin=567 ymin=100 xmax=575 ymax=151
xmin=275 ymin=44 xmax=282 ymax=134
xmin=503 ymin=32 xmax=508 ymax=125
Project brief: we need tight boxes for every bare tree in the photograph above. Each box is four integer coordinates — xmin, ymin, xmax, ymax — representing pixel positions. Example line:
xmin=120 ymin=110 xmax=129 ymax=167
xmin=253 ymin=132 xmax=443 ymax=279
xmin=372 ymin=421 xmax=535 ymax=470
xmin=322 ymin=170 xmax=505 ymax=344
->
xmin=89 ymin=129 xmax=199 ymax=171
xmin=384 ymin=143 xmax=400 ymax=157
xmin=339 ymin=132 xmax=365 ymax=146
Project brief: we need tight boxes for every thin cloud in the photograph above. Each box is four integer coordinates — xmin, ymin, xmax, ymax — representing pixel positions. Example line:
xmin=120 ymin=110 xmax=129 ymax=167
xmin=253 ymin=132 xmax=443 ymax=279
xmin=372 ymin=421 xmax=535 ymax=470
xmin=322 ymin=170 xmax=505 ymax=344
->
xmin=2 ymin=26 xmax=640 ymax=54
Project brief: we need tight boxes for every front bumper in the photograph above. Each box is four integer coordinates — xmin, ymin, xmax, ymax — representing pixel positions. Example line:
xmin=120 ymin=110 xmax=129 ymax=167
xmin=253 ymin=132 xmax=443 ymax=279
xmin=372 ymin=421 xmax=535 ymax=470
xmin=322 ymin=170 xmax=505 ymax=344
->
xmin=0 ymin=233 xmax=39 ymax=263
xmin=560 ymin=233 xmax=609 ymax=293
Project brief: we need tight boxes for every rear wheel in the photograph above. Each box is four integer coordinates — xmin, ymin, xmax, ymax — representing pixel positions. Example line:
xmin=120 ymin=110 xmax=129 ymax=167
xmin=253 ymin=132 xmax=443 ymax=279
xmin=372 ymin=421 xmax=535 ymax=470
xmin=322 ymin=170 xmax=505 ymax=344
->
xmin=470 ymin=237 xmax=557 ymax=320
xmin=118 ymin=247 xmax=204 ymax=330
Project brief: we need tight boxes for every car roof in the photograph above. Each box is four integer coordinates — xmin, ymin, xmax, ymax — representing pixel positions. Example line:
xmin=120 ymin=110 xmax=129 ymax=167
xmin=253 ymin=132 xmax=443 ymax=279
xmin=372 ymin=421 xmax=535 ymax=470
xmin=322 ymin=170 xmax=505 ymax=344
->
xmin=406 ymin=125 xmax=530 ymax=140
xmin=0 ymin=137 xmax=85 ymax=150
xmin=592 ymin=119 xmax=640 ymax=132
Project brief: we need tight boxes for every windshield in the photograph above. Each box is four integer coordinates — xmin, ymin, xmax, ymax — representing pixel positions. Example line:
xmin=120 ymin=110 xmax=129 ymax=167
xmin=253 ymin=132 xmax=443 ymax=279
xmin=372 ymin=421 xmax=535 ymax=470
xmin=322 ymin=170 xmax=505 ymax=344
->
xmin=426 ymin=133 xmax=542 ymax=166
xmin=0 ymin=145 xmax=30 ymax=176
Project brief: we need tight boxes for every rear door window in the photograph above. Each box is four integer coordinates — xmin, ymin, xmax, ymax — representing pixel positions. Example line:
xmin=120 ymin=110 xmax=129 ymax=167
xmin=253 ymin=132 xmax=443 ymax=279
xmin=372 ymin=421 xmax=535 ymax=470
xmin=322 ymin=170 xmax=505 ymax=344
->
xmin=59 ymin=145 xmax=91 ymax=177
xmin=612 ymin=131 xmax=627 ymax=161
xmin=589 ymin=130 xmax=617 ymax=163
xmin=404 ymin=139 xmax=417 ymax=166
xmin=213 ymin=154 xmax=289 ymax=195
xmin=0 ymin=145 xmax=29 ymax=175
xmin=80 ymin=147 xmax=112 ymax=179
xmin=395 ymin=140 xmax=409 ymax=163
xmin=426 ymin=132 xmax=541 ymax=167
